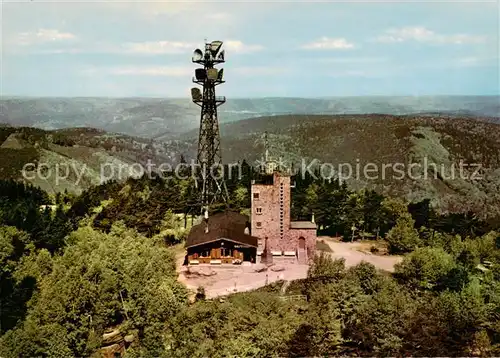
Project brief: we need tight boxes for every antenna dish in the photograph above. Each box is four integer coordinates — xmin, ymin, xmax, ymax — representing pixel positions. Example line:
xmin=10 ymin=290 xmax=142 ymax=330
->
xmin=207 ymin=68 xmax=218 ymax=80
xmin=192 ymin=49 xmax=203 ymax=61
xmin=217 ymin=68 xmax=224 ymax=81
xmin=217 ymin=50 xmax=225 ymax=61
xmin=210 ymin=40 xmax=223 ymax=56
xmin=191 ymin=87 xmax=202 ymax=101
xmin=195 ymin=68 xmax=207 ymax=81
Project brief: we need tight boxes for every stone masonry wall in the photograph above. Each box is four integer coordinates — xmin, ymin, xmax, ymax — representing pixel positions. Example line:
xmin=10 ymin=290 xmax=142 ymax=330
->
xmin=287 ymin=228 xmax=317 ymax=260
xmin=251 ymin=172 xmax=292 ymax=253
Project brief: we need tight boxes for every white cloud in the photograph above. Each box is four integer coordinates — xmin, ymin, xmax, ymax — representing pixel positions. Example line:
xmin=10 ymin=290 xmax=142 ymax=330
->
xmin=101 ymin=1 xmax=200 ymax=15
xmin=231 ymin=66 xmax=290 ymax=76
xmin=37 ymin=48 xmax=83 ymax=54
xmin=82 ymin=65 xmax=288 ymax=78
xmin=301 ymin=37 xmax=355 ymax=50
xmin=224 ymin=40 xmax=264 ymax=54
xmin=314 ymin=57 xmax=387 ymax=64
xmin=452 ymin=56 xmax=498 ymax=67
xmin=25 ymin=41 xmax=192 ymax=55
xmin=375 ymin=27 xmax=487 ymax=44
xmin=328 ymin=70 xmax=378 ymax=78
xmin=368 ymin=55 xmax=498 ymax=74
xmin=110 ymin=66 xmax=192 ymax=76
xmin=120 ymin=41 xmax=195 ymax=54
xmin=205 ymin=13 xmax=231 ymax=20
xmin=15 ymin=28 xmax=76 ymax=46
xmin=79 ymin=40 xmax=262 ymax=55
xmin=82 ymin=66 xmax=193 ymax=77
xmin=12 ymin=39 xmax=264 ymax=56
xmin=120 ymin=40 xmax=264 ymax=55
xmin=455 ymin=57 xmax=481 ymax=65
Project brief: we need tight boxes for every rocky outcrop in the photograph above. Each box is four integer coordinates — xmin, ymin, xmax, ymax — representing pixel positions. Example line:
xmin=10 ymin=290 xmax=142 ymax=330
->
xmin=98 ymin=343 xmax=123 ymax=358
xmin=102 ymin=329 xmax=122 ymax=345
xmin=97 ymin=327 xmax=136 ymax=358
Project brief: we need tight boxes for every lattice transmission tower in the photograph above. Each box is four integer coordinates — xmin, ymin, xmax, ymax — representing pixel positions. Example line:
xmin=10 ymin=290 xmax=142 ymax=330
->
xmin=191 ymin=40 xmax=229 ymax=212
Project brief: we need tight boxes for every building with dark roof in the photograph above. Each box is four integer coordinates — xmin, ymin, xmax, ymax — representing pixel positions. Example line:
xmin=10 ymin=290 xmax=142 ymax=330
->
xmin=185 ymin=211 xmax=259 ymax=265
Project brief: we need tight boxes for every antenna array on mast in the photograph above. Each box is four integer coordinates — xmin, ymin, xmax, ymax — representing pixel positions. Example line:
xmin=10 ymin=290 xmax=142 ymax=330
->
xmin=190 ymin=40 xmax=229 ymax=212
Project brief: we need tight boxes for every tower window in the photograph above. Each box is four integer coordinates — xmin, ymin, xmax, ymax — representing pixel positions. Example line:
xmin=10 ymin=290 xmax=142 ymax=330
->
xmin=256 ymin=222 xmax=262 ymax=228
xmin=253 ymin=193 xmax=260 ymax=199
xmin=256 ymin=207 xmax=263 ymax=214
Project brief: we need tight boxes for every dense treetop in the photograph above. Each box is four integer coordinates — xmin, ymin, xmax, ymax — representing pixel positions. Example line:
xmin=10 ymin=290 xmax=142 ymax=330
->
xmin=0 ymin=171 xmax=498 ymax=356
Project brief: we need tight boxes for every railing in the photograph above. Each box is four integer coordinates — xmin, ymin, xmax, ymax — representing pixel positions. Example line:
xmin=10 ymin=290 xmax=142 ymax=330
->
xmin=192 ymin=77 xmax=226 ymax=84
xmin=190 ymin=95 xmax=226 ymax=104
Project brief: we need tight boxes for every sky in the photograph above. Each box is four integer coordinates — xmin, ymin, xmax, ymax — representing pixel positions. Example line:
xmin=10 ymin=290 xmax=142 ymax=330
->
xmin=1 ymin=0 xmax=499 ymax=97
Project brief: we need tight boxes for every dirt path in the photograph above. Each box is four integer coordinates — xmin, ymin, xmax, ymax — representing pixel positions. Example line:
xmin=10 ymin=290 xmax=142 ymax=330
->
xmin=323 ymin=238 xmax=403 ymax=272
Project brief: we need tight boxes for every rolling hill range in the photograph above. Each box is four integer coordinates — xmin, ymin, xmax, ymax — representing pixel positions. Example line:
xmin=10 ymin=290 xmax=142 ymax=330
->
xmin=1 ymin=96 xmax=498 ymax=140
xmin=210 ymin=114 xmax=500 ymax=218
xmin=0 ymin=126 xmax=190 ymax=194
xmin=0 ymin=112 xmax=499 ymax=218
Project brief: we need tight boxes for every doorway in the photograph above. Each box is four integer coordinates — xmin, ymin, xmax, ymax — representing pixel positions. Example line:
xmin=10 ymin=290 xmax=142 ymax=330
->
xmin=298 ymin=237 xmax=306 ymax=249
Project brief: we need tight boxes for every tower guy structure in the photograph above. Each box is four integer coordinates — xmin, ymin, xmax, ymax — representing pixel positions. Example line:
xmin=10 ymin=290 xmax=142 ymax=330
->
xmin=191 ymin=40 xmax=229 ymax=212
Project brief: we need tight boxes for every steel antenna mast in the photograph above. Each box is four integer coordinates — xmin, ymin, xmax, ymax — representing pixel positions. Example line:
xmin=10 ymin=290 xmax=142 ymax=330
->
xmin=191 ymin=40 xmax=229 ymax=213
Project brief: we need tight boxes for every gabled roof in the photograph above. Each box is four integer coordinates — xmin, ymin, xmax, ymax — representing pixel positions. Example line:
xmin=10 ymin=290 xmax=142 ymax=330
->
xmin=290 ymin=221 xmax=317 ymax=229
xmin=186 ymin=211 xmax=258 ymax=248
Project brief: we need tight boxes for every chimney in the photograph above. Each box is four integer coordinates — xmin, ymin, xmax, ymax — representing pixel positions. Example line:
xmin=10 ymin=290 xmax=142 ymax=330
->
xmin=311 ymin=212 xmax=315 ymax=224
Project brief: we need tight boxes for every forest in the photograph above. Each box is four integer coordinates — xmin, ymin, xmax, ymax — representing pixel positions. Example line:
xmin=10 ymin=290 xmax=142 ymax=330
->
xmin=0 ymin=162 xmax=499 ymax=356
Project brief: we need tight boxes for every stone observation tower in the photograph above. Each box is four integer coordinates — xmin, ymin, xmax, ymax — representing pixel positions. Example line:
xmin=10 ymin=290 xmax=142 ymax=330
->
xmin=250 ymin=134 xmax=317 ymax=264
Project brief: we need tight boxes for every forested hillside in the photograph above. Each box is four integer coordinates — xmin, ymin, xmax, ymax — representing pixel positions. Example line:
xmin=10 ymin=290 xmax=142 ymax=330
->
xmin=0 ymin=115 xmax=499 ymax=357
xmin=2 ymin=115 xmax=498 ymax=219
xmin=0 ymin=126 xmax=191 ymax=193
xmin=0 ymin=165 xmax=499 ymax=356
xmin=215 ymin=115 xmax=500 ymax=219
